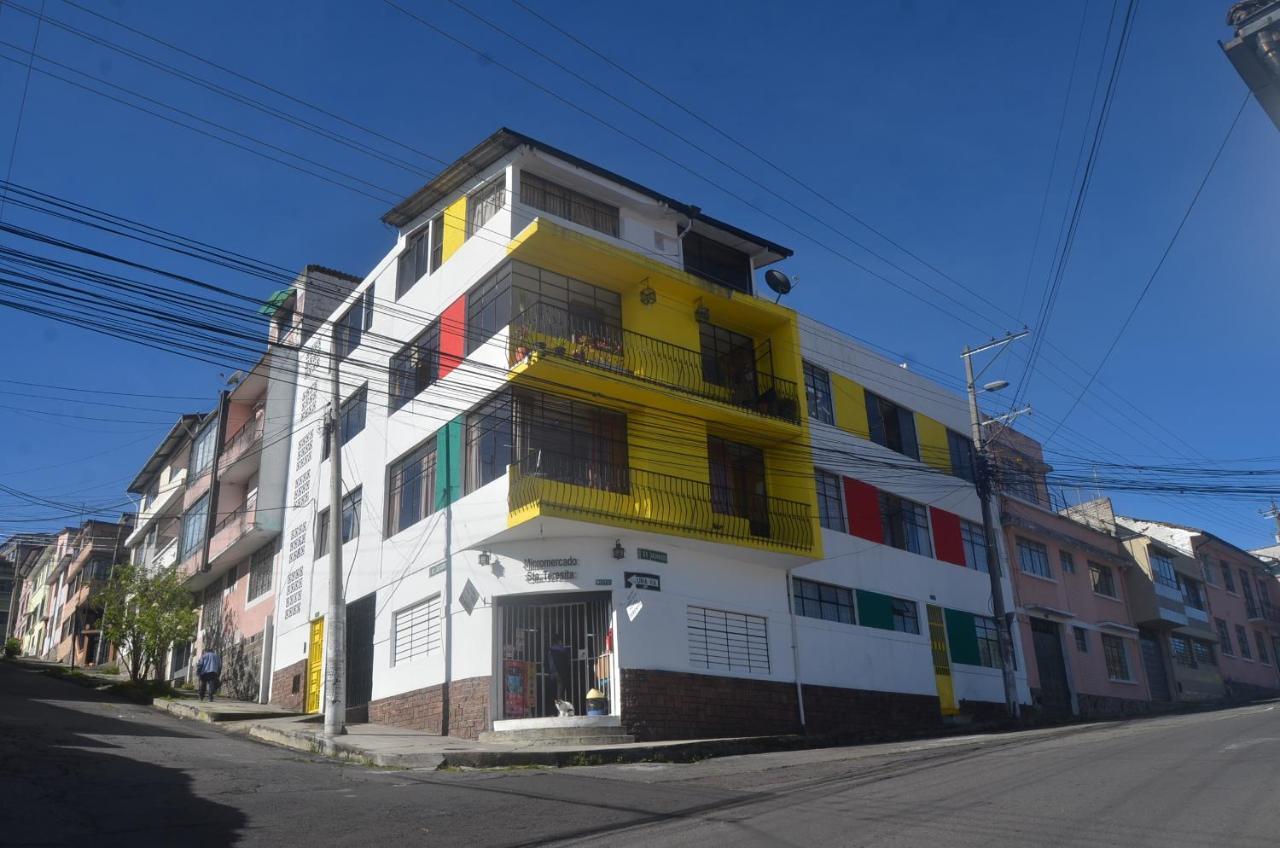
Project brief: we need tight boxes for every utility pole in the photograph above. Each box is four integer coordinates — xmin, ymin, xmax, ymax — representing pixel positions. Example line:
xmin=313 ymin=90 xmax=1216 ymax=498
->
xmin=963 ymin=331 xmax=1029 ymax=721
xmin=324 ymin=324 xmax=346 ymax=740
xmin=1262 ymin=500 xmax=1280 ymax=544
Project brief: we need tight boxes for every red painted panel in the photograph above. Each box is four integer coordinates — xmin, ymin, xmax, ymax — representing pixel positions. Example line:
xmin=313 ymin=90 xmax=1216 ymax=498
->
xmin=930 ymin=507 xmax=966 ymax=566
xmin=843 ymin=478 xmax=883 ymax=544
xmin=438 ymin=295 xmax=467 ymax=379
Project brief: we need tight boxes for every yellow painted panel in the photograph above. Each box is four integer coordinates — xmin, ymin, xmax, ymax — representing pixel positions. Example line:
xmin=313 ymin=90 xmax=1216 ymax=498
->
xmin=916 ymin=414 xmax=952 ymax=473
xmin=305 ymin=617 xmax=324 ymax=714
xmin=441 ymin=195 xmax=467 ymax=263
xmin=927 ymin=604 xmax=959 ymax=716
xmin=831 ymin=374 xmax=869 ymax=439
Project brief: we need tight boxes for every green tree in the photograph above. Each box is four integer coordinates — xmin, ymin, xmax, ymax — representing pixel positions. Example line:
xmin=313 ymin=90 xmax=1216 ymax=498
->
xmin=95 ymin=564 xmax=197 ymax=682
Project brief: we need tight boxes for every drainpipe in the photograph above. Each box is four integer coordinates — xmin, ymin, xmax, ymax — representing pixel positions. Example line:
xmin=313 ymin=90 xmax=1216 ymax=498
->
xmin=785 ymin=568 xmax=806 ymax=733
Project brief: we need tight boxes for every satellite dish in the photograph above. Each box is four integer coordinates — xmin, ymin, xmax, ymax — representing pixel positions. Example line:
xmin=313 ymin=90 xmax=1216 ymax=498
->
xmin=764 ymin=269 xmax=793 ymax=303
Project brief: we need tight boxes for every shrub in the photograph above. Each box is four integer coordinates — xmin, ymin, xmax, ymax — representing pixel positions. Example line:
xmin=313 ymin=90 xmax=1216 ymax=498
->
xmin=3 ymin=637 xmax=20 ymax=658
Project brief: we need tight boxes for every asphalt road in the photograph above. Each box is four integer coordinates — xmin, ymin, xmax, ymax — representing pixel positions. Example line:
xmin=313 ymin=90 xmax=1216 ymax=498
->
xmin=2 ymin=661 xmax=1278 ymax=847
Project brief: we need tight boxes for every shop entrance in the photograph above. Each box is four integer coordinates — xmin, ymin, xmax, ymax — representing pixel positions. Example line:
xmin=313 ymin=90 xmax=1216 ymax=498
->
xmin=497 ymin=592 xmax=612 ymax=719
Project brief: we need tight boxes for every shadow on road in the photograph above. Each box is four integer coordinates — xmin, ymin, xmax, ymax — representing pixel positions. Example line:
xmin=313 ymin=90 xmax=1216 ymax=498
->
xmin=0 ymin=664 xmax=248 ymax=847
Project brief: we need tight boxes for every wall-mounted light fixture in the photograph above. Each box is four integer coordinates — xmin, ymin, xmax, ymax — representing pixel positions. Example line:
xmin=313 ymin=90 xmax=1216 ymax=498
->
xmin=639 ymin=286 xmax=656 ymax=306
xmin=694 ymin=302 xmax=710 ymax=323
xmin=477 ymin=551 xmax=491 ymax=566
xmin=612 ymin=539 xmax=625 ymax=560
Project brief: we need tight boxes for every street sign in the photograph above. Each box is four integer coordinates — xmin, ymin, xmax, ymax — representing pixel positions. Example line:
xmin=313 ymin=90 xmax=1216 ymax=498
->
xmin=624 ymin=571 xmax=660 ymax=591
xmin=459 ymin=579 xmax=479 ymax=615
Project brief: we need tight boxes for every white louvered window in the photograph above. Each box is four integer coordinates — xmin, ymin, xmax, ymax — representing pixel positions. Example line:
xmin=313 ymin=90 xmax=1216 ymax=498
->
xmin=687 ymin=605 xmax=769 ymax=674
xmin=393 ymin=595 xmax=442 ymax=665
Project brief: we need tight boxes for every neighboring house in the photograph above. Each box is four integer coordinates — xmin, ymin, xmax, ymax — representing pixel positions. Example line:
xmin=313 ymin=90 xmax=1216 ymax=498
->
xmin=48 ymin=518 xmax=134 ymax=666
xmin=1 ymin=533 xmax=53 ymax=641
xmin=993 ymin=434 xmax=1149 ymax=717
xmin=1121 ymin=518 xmax=1280 ymax=700
xmin=266 ymin=128 xmax=1027 ymax=741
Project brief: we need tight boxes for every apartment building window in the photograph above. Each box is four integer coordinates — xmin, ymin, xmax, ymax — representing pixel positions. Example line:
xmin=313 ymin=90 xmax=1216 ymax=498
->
xmin=466 ymin=264 xmax=514 ymax=355
xmin=465 ymin=393 xmax=513 ymax=492
xmin=179 ymin=494 xmax=209 ymax=560
xmin=520 ymin=172 xmax=620 ymax=237
xmin=865 ymin=392 xmax=919 ymax=460
xmin=1017 ymin=538 xmax=1052 ymax=579
xmin=682 ymin=230 xmax=751 ymax=294
xmin=1255 ymin=631 xmax=1270 ymax=664
xmin=1193 ymin=640 xmax=1217 ymax=666
xmin=708 ymin=436 xmax=770 ymax=538
xmin=1258 ymin=579 xmax=1272 ymax=609
xmin=1221 ymin=561 xmax=1236 ymax=592
xmin=879 ymin=493 xmax=932 ymax=557
xmin=1170 ymin=634 xmax=1196 ymax=667
xmin=189 ymin=420 xmax=217 ymax=478
xmin=315 ymin=488 xmax=361 ymax=559
xmin=393 ymin=594 xmax=442 ymax=665
xmin=335 ymin=289 xmax=372 ymax=361
xmin=467 ymin=175 xmax=506 ymax=237
xmin=396 ymin=223 xmax=432 ymax=299
xmin=1090 ymin=562 xmax=1117 ymax=598
xmin=1240 ymin=571 xmax=1256 ymax=612
xmin=792 ymin=577 xmax=854 ymax=624
xmin=323 ymin=385 xmax=367 ymax=459
xmin=1200 ymin=553 xmax=1217 ymax=585
xmin=1216 ymin=618 xmax=1234 ymax=655
xmin=856 ymin=590 xmax=920 ymax=635
xmin=1102 ymin=634 xmax=1132 ymax=681
xmin=1150 ymin=551 xmax=1178 ymax=590
xmin=386 ymin=439 xmax=438 ymax=536
xmin=1074 ymin=626 xmax=1089 ymax=652
xmin=389 ymin=322 xmax=441 ymax=411
xmin=1060 ymin=550 xmax=1076 ymax=575
xmin=961 ymin=520 xmax=989 ymax=572
xmin=247 ymin=540 xmax=275 ymax=601
xmin=947 ymin=430 xmax=976 ymax=483
xmin=803 ymin=362 xmax=834 ymax=425
xmin=699 ymin=322 xmax=758 ymax=397
xmin=514 ymin=389 xmax=629 ymax=493
xmin=509 ymin=262 xmax=623 ymax=352
xmin=974 ymin=615 xmax=1002 ymax=668
xmin=687 ymin=605 xmax=769 ymax=673
xmin=814 ymin=469 xmax=845 ymax=532
xmin=1236 ymin=624 xmax=1252 ymax=659
xmin=1179 ymin=575 xmax=1206 ymax=611
xmin=892 ymin=598 xmax=921 ymax=634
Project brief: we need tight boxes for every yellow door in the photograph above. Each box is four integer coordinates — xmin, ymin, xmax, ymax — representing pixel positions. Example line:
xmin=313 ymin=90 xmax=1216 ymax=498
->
xmin=926 ymin=604 xmax=958 ymax=717
xmin=305 ymin=617 xmax=324 ymax=714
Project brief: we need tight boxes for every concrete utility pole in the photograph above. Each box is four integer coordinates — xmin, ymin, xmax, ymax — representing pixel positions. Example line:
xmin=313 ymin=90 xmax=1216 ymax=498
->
xmin=324 ymin=325 xmax=346 ymax=739
xmin=963 ymin=331 xmax=1029 ymax=720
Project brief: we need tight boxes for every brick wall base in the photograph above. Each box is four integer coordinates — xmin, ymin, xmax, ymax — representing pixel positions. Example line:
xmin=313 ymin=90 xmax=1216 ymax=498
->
xmin=1076 ymin=692 xmax=1155 ymax=718
xmin=620 ymin=669 xmax=945 ymax=742
xmin=367 ymin=676 xmax=491 ymax=739
xmin=271 ymin=659 xmax=307 ymax=713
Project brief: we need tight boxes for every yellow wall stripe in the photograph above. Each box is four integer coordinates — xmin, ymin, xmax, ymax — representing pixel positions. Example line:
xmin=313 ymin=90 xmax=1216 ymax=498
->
xmin=915 ymin=414 xmax=952 ymax=473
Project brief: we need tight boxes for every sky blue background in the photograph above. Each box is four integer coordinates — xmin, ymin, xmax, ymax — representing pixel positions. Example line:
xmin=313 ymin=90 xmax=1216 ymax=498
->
xmin=1 ymin=1 xmax=1276 ymax=548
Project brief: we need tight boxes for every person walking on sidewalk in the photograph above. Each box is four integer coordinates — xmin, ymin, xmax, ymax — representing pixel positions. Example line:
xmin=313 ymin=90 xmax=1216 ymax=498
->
xmin=196 ymin=647 xmax=222 ymax=702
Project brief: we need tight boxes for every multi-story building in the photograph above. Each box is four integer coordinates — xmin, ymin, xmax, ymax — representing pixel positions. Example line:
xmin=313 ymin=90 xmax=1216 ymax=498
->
xmin=46 ymin=518 xmax=134 ymax=666
xmin=993 ymin=433 xmax=1151 ymax=717
xmin=16 ymin=538 xmax=66 ymax=657
xmin=2 ymin=533 xmax=52 ymax=641
xmin=1118 ymin=518 xmax=1280 ymax=700
xmin=266 ymin=128 xmax=1027 ymax=740
xmin=126 ymin=266 xmax=358 ymax=697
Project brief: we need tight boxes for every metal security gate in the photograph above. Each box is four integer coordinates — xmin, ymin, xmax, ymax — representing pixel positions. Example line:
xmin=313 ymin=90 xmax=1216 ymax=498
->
xmin=1030 ymin=618 xmax=1071 ymax=715
xmin=1140 ymin=630 xmax=1171 ymax=701
xmin=498 ymin=593 xmax=611 ymax=719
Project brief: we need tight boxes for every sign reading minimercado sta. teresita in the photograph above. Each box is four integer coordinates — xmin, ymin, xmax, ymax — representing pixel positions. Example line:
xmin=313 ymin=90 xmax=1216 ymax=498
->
xmin=523 ymin=557 xmax=578 ymax=584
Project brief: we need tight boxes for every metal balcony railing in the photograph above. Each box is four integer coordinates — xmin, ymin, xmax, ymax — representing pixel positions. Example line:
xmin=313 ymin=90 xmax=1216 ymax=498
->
xmin=220 ymin=416 xmax=264 ymax=468
xmin=508 ymin=452 xmax=812 ymax=551
xmin=509 ymin=301 xmax=801 ymax=423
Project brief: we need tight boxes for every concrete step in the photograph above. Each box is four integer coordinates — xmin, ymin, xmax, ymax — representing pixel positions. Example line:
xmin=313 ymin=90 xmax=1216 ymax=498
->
xmin=479 ymin=729 xmax=636 ymax=746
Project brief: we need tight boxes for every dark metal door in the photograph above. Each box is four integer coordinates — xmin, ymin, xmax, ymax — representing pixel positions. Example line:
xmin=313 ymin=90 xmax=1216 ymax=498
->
xmin=1030 ymin=618 xmax=1071 ymax=714
xmin=1140 ymin=630 xmax=1171 ymax=701
xmin=345 ymin=592 xmax=376 ymax=712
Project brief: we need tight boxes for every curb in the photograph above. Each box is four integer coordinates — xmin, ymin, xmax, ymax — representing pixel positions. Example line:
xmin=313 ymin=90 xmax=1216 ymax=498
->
xmin=152 ymin=697 xmax=298 ymax=724
xmin=246 ymin=723 xmax=446 ymax=770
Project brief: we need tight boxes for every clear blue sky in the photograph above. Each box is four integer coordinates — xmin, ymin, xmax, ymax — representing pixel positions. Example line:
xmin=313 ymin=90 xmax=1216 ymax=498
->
xmin=1 ymin=1 xmax=1276 ymax=548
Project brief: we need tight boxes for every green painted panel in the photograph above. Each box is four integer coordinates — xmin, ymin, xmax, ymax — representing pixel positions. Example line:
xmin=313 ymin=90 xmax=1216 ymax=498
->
xmin=944 ymin=608 xmax=981 ymax=666
xmin=433 ymin=415 xmax=464 ymax=508
xmin=855 ymin=589 xmax=895 ymax=631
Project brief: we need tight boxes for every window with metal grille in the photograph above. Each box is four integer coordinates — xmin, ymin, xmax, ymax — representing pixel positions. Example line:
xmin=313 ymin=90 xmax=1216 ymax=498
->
xmin=879 ymin=492 xmax=932 ymax=557
xmin=682 ymin=230 xmax=751 ymax=293
xmin=387 ymin=438 xmax=437 ymax=536
xmin=1102 ymin=634 xmax=1132 ymax=680
xmin=393 ymin=595 xmax=441 ymax=665
xmin=1216 ymin=618 xmax=1234 ymax=654
xmin=1178 ymin=575 xmax=1205 ymax=610
xmin=1236 ymin=624 xmax=1252 ymax=659
xmin=708 ymin=436 xmax=769 ymax=538
xmin=814 ymin=469 xmax=845 ymax=532
xmin=974 ymin=615 xmax=1002 ymax=668
xmin=1017 ymin=538 xmax=1051 ymax=579
xmin=520 ymin=172 xmax=620 ymax=237
xmin=1073 ymin=626 xmax=1088 ymax=652
xmin=803 ymin=362 xmax=834 ymax=425
xmin=515 ymin=389 xmax=629 ymax=494
xmin=699 ymin=322 xmax=757 ymax=393
xmin=792 ymin=577 xmax=854 ymax=624
xmin=1060 ymin=550 xmax=1076 ymax=574
xmin=389 ymin=322 xmax=440 ymax=412
xmin=1090 ymin=562 xmax=1117 ymax=597
xmin=1193 ymin=640 xmax=1217 ymax=667
xmin=865 ymin=392 xmax=919 ymax=460
xmin=1170 ymin=634 xmax=1196 ymax=667
xmin=1149 ymin=552 xmax=1177 ymax=590
xmin=961 ymin=520 xmax=989 ymax=572
xmin=687 ymin=605 xmax=769 ymax=674
xmin=247 ymin=540 xmax=276 ymax=601
xmin=467 ymin=175 xmax=506 ymax=238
